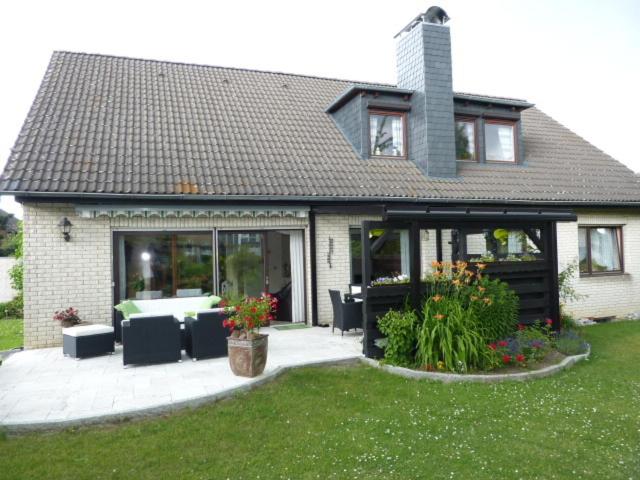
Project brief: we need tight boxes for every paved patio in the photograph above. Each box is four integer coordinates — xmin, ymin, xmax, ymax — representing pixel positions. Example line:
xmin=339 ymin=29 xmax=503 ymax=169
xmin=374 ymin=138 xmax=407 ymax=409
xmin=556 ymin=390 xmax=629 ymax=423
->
xmin=0 ymin=326 xmax=362 ymax=430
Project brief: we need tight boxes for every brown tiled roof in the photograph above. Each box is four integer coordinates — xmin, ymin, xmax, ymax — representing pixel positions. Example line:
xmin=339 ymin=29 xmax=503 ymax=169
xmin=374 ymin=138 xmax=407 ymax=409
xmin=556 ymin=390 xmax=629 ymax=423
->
xmin=2 ymin=51 xmax=639 ymax=204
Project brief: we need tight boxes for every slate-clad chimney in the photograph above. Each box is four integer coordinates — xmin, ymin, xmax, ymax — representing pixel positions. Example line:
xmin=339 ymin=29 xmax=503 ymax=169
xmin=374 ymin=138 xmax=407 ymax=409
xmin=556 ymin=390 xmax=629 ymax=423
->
xmin=396 ymin=7 xmax=456 ymax=177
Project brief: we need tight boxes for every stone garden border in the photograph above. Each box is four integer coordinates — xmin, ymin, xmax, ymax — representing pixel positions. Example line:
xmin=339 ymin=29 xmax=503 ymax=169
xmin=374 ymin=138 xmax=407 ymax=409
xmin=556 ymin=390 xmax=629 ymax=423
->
xmin=361 ymin=345 xmax=590 ymax=383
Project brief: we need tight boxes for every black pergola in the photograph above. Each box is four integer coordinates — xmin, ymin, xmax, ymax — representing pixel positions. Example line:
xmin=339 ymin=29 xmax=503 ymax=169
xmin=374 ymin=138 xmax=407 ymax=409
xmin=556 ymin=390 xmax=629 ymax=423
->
xmin=359 ymin=206 xmax=577 ymax=358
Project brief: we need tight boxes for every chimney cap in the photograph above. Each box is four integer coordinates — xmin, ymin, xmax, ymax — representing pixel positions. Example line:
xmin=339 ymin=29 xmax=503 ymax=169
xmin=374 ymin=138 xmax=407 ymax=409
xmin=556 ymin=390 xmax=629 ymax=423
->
xmin=394 ymin=6 xmax=450 ymax=39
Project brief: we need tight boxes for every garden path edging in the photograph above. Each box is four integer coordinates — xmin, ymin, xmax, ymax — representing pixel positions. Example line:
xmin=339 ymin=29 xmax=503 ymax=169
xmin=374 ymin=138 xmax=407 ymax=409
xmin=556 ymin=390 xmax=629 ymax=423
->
xmin=361 ymin=345 xmax=590 ymax=383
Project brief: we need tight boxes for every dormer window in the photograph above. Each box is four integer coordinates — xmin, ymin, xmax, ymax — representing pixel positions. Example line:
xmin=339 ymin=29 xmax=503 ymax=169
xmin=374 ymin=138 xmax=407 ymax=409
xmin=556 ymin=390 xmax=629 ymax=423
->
xmin=455 ymin=117 xmax=476 ymax=161
xmin=485 ymin=119 xmax=516 ymax=162
xmin=369 ymin=111 xmax=406 ymax=158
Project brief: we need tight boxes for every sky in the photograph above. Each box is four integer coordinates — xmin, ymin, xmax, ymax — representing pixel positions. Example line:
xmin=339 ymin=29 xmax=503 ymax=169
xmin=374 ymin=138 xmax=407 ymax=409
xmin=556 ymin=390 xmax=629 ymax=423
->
xmin=0 ymin=0 xmax=638 ymax=219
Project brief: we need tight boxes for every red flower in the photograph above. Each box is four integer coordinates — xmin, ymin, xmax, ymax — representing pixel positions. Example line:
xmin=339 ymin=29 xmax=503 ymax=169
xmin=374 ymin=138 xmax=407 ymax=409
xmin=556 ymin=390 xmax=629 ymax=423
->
xmin=219 ymin=300 xmax=227 ymax=308
xmin=502 ymin=355 xmax=512 ymax=364
xmin=545 ymin=318 xmax=553 ymax=327
xmin=516 ymin=354 xmax=525 ymax=363
xmin=250 ymin=307 xmax=257 ymax=313
xmin=498 ymin=340 xmax=508 ymax=348
xmin=488 ymin=343 xmax=497 ymax=351
xmin=235 ymin=305 xmax=242 ymax=312
xmin=517 ymin=324 xmax=525 ymax=331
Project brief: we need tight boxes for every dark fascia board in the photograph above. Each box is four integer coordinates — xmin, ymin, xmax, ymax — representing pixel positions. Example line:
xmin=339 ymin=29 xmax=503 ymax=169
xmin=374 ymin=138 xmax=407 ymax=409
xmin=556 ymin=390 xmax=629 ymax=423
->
xmin=327 ymin=88 xmax=533 ymax=114
xmin=454 ymin=93 xmax=534 ymax=111
xmin=385 ymin=206 xmax=578 ymax=223
xmin=10 ymin=191 xmax=640 ymax=210
xmin=326 ymin=84 xmax=414 ymax=113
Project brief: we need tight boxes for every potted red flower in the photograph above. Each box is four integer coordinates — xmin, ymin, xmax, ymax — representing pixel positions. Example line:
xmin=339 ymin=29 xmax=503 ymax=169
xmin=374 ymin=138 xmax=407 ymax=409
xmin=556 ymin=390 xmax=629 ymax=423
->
xmin=222 ymin=294 xmax=277 ymax=377
xmin=53 ymin=307 xmax=82 ymax=328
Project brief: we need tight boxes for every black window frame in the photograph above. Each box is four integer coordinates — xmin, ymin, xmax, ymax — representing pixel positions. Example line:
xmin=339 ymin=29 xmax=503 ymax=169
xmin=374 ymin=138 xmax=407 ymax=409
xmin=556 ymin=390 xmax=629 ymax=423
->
xmin=579 ymin=225 xmax=624 ymax=276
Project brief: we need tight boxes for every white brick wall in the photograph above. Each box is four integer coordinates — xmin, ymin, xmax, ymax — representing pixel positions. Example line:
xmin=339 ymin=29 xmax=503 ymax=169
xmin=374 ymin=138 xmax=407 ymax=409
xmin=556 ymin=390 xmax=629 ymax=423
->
xmin=23 ymin=203 xmax=310 ymax=348
xmin=557 ymin=209 xmax=640 ymax=319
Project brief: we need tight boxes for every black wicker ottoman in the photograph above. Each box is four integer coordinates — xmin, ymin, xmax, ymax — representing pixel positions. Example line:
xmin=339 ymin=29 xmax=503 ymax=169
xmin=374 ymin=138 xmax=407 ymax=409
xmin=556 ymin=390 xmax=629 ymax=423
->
xmin=63 ymin=324 xmax=115 ymax=359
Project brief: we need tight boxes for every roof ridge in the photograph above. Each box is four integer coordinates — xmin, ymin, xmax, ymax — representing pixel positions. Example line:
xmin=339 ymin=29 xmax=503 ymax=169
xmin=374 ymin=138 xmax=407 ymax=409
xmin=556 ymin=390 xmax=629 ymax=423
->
xmin=52 ymin=50 xmax=394 ymax=88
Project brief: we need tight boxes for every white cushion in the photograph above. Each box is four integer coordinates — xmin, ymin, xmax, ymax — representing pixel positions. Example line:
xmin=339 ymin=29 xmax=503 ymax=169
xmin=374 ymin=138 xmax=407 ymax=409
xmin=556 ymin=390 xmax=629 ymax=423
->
xmin=63 ymin=324 xmax=114 ymax=337
xmin=130 ymin=297 xmax=220 ymax=322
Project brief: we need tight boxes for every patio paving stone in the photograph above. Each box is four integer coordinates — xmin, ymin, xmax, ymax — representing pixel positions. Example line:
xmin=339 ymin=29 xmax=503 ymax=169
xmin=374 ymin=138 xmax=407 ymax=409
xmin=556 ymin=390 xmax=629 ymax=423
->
xmin=0 ymin=326 xmax=362 ymax=429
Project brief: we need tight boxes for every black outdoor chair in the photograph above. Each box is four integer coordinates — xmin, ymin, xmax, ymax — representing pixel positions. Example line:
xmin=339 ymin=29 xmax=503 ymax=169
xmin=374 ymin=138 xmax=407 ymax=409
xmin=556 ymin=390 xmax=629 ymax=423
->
xmin=122 ymin=315 xmax=182 ymax=366
xmin=329 ymin=289 xmax=362 ymax=336
xmin=184 ymin=311 xmax=228 ymax=361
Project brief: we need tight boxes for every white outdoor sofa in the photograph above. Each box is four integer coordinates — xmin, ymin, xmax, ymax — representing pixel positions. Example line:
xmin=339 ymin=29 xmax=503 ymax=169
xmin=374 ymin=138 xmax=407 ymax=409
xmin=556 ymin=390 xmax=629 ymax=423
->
xmin=114 ymin=295 xmax=222 ymax=343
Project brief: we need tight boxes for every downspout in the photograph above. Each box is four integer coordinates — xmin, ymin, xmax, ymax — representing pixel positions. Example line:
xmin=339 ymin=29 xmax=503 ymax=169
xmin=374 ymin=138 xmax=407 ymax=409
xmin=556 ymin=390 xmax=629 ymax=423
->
xmin=309 ymin=210 xmax=319 ymax=326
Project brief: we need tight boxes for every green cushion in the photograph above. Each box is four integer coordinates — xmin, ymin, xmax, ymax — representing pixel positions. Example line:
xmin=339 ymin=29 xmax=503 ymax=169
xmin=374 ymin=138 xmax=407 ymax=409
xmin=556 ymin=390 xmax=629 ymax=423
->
xmin=198 ymin=295 xmax=221 ymax=310
xmin=114 ymin=300 xmax=141 ymax=319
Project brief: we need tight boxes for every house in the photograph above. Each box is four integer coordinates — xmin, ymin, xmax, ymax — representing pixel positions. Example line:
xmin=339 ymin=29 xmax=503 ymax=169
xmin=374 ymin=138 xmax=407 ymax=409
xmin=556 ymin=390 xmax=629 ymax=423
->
xmin=2 ymin=8 xmax=639 ymax=349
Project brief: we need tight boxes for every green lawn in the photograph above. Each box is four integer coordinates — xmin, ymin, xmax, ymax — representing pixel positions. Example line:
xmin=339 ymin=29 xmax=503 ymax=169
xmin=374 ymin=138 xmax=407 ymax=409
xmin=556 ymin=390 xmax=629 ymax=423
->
xmin=0 ymin=318 xmax=22 ymax=350
xmin=1 ymin=322 xmax=639 ymax=479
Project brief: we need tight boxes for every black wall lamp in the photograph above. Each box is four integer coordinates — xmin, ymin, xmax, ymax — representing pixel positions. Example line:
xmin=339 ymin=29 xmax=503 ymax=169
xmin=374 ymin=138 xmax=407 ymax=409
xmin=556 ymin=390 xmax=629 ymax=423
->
xmin=58 ymin=217 xmax=73 ymax=242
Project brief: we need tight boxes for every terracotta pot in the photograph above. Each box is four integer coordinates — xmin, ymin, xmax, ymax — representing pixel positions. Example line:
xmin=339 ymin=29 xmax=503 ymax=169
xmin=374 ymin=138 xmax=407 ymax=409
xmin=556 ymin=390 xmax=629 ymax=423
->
xmin=227 ymin=334 xmax=268 ymax=377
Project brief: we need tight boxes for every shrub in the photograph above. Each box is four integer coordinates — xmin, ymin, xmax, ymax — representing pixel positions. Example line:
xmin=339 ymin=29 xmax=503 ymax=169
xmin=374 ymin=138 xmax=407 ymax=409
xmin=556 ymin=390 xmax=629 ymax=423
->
xmin=555 ymin=329 xmax=589 ymax=356
xmin=0 ymin=294 xmax=23 ymax=318
xmin=377 ymin=308 xmax=418 ymax=367
xmin=470 ymin=277 xmax=519 ymax=343
xmin=416 ymin=296 xmax=491 ymax=373
xmin=8 ymin=223 xmax=23 ymax=293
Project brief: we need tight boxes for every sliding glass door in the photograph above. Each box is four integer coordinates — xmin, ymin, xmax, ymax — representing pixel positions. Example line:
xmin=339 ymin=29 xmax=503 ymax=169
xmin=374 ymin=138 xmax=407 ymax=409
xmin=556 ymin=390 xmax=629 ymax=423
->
xmin=117 ymin=232 xmax=213 ymax=301
xmin=217 ymin=230 xmax=306 ymax=322
xmin=217 ymin=232 xmax=266 ymax=298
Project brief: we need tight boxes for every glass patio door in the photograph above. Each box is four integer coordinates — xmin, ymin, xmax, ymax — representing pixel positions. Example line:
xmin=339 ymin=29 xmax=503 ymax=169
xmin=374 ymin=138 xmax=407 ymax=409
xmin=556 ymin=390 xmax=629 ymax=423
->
xmin=217 ymin=232 xmax=266 ymax=298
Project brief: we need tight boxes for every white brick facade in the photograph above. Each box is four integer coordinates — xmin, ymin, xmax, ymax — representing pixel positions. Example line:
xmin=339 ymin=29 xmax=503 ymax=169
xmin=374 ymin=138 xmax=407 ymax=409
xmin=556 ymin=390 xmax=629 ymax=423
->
xmin=23 ymin=203 xmax=310 ymax=348
xmin=557 ymin=209 xmax=640 ymax=319
xmin=22 ymin=204 xmax=640 ymax=348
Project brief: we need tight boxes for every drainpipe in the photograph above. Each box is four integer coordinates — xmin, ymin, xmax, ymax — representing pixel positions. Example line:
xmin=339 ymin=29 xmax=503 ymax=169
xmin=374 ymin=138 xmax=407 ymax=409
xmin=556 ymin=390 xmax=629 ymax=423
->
xmin=309 ymin=210 xmax=319 ymax=326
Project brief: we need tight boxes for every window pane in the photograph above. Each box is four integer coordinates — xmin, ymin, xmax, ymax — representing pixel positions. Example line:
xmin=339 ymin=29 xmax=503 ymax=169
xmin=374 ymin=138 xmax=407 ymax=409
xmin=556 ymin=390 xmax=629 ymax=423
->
xmin=370 ymin=114 xmax=404 ymax=157
xmin=578 ymin=228 xmax=588 ymax=273
xmin=349 ymin=228 xmax=362 ymax=285
xmin=369 ymin=229 xmax=410 ymax=283
xmin=122 ymin=235 xmax=173 ymax=300
xmin=119 ymin=233 xmax=213 ymax=300
xmin=352 ymin=228 xmax=411 ymax=284
xmin=218 ymin=232 xmax=265 ymax=297
xmin=485 ymin=122 xmax=515 ymax=162
xmin=455 ymin=120 xmax=475 ymax=160
xmin=465 ymin=228 xmax=543 ymax=262
xmin=176 ymin=234 xmax=213 ymax=295
xmin=589 ymin=227 xmax=620 ymax=272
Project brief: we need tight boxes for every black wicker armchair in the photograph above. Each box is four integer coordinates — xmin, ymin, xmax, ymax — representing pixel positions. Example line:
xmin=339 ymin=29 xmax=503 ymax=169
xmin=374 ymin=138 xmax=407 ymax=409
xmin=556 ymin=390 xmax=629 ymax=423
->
xmin=328 ymin=289 xmax=362 ymax=336
xmin=184 ymin=310 xmax=228 ymax=361
xmin=122 ymin=315 xmax=182 ymax=366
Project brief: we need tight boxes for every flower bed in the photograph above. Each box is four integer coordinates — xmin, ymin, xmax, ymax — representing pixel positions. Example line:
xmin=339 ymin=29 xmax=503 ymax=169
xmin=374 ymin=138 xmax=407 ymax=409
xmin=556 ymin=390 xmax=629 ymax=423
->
xmin=375 ymin=261 xmax=589 ymax=374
